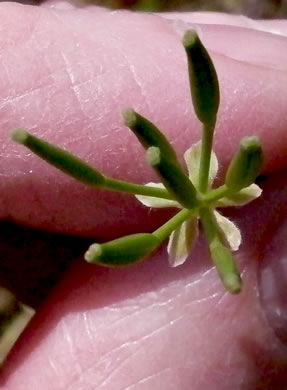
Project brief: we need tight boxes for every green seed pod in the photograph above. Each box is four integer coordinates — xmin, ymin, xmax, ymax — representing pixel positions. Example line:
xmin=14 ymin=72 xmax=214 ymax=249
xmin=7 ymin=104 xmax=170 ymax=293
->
xmin=225 ymin=136 xmax=263 ymax=192
xmin=122 ymin=108 xmax=178 ymax=162
xmin=85 ymin=233 xmax=160 ymax=266
xmin=199 ymin=207 xmax=242 ymax=294
xmin=146 ymin=146 xmax=199 ymax=209
xmin=12 ymin=129 xmax=106 ymax=187
xmin=209 ymin=242 xmax=242 ymax=294
xmin=182 ymin=30 xmax=220 ymax=126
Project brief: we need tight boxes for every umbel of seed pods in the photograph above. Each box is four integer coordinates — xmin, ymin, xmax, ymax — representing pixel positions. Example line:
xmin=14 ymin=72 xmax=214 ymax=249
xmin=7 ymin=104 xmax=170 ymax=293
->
xmin=12 ymin=30 xmax=263 ymax=294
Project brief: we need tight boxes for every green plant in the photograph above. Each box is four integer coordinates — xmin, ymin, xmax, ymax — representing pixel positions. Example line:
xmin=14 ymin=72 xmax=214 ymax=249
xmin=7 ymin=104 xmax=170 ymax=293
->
xmin=12 ymin=30 xmax=263 ymax=294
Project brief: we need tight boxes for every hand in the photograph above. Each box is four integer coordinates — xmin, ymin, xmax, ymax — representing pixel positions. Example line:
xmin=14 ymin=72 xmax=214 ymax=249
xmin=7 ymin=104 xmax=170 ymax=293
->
xmin=1 ymin=3 xmax=287 ymax=389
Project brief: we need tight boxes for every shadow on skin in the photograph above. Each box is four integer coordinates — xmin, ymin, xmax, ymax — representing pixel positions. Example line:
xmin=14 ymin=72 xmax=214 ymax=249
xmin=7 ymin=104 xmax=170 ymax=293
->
xmin=0 ymin=230 xmax=211 ymax=381
xmin=240 ymin=336 xmax=287 ymax=390
xmin=0 ymin=221 xmax=90 ymax=307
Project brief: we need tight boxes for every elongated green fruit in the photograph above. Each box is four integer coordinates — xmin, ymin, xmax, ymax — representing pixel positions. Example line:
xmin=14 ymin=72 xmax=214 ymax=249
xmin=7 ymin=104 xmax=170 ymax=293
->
xmin=225 ymin=136 xmax=263 ymax=192
xmin=199 ymin=207 xmax=242 ymax=294
xmin=147 ymin=146 xmax=199 ymax=209
xmin=122 ymin=108 xmax=178 ymax=162
xmin=85 ymin=233 xmax=160 ymax=266
xmin=12 ymin=129 xmax=106 ymax=186
xmin=182 ymin=30 xmax=220 ymax=126
xmin=209 ymin=241 xmax=242 ymax=294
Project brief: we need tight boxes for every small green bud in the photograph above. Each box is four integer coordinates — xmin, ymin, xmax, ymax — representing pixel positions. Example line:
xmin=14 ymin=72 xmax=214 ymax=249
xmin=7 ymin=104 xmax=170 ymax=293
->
xmin=225 ymin=136 xmax=263 ymax=192
xmin=146 ymin=146 xmax=199 ymax=209
xmin=122 ymin=108 xmax=178 ymax=162
xmin=182 ymin=30 xmax=220 ymax=126
xmin=85 ymin=233 xmax=160 ymax=266
xmin=12 ymin=129 xmax=106 ymax=187
xmin=210 ymin=242 xmax=242 ymax=294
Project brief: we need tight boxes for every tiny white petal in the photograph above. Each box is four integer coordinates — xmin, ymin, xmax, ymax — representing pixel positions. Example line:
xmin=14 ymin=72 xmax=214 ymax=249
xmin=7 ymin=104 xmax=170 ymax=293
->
xmin=184 ymin=141 xmax=218 ymax=188
xmin=184 ymin=142 xmax=201 ymax=187
xmin=167 ymin=217 xmax=198 ymax=267
xmin=214 ymin=210 xmax=241 ymax=251
xmin=217 ymin=184 xmax=262 ymax=207
xmin=135 ymin=182 xmax=180 ymax=208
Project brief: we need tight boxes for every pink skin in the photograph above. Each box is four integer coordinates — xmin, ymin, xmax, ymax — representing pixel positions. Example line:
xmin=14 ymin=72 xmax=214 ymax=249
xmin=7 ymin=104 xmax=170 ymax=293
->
xmin=0 ymin=3 xmax=287 ymax=389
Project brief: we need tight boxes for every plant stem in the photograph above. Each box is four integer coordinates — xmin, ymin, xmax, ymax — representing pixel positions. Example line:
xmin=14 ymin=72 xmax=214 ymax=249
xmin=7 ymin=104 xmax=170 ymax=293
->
xmin=198 ymin=122 xmax=215 ymax=194
xmin=104 ymin=177 xmax=172 ymax=199
xmin=203 ymin=184 xmax=229 ymax=205
xmin=153 ymin=208 xmax=197 ymax=242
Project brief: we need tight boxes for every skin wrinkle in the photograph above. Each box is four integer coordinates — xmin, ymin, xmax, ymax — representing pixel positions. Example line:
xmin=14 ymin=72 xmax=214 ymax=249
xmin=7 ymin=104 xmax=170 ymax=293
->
xmin=96 ymin=348 xmax=142 ymax=388
xmin=161 ymin=12 xmax=287 ymax=37
xmin=98 ymin=305 xmax=170 ymax=352
xmin=75 ymin=279 xmax=214 ymax=354
xmin=95 ymin=331 xmax=175 ymax=389
xmin=60 ymin=319 xmax=86 ymax=380
xmin=47 ymin=9 xmax=167 ymax=131
xmin=164 ymin=17 xmax=287 ymax=72
xmin=49 ymin=9 xmax=95 ymax=123
xmin=67 ymin=258 xmax=225 ymax=350
xmin=0 ymin=3 xmax=39 ymax=51
xmin=95 ymin=272 xmax=218 ymax=334
xmin=120 ymin=48 xmax=153 ymax=114
xmin=71 ymin=344 xmax=134 ymax=388
xmin=1 ymin=44 xmax=68 ymax=118
xmin=21 ymin=7 xmax=46 ymax=61
xmin=82 ymin=312 xmax=94 ymax=342
xmin=7 ymin=53 xmax=55 ymax=104
xmin=0 ymin=57 xmax=17 ymax=108
xmin=44 ymin=21 xmax=159 ymax=177
xmin=56 ymin=47 xmax=88 ymax=122
xmin=159 ymin=277 xmax=220 ymax=308
xmin=124 ymin=367 xmax=175 ymax=390
xmin=184 ymin=289 xmax=221 ymax=307
xmin=68 ymin=301 xmax=191 ymax=388
xmin=112 ymin=25 xmax=172 ymax=120
xmin=47 ymin=357 xmax=66 ymax=387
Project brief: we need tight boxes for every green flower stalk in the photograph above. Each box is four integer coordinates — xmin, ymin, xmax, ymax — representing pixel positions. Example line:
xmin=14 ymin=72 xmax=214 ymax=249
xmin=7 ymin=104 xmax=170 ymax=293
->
xmin=11 ymin=30 xmax=264 ymax=294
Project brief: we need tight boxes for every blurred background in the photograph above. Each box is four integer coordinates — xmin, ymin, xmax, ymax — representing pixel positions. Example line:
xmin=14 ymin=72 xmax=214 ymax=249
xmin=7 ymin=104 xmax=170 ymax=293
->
xmin=20 ymin=0 xmax=287 ymax=18
xmin=87 ymin=0 xmax=287 ymax=18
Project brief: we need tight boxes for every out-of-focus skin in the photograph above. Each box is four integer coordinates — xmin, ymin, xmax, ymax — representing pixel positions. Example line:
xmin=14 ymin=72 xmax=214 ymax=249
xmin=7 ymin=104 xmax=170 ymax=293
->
xmin=0 ymin=2 xmax=287 ymax=389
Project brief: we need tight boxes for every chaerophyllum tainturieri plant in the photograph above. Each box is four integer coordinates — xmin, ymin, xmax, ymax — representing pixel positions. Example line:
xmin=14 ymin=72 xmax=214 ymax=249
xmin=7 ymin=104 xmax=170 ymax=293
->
xmin=12 ymin=30 xmax=263 ymax=294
